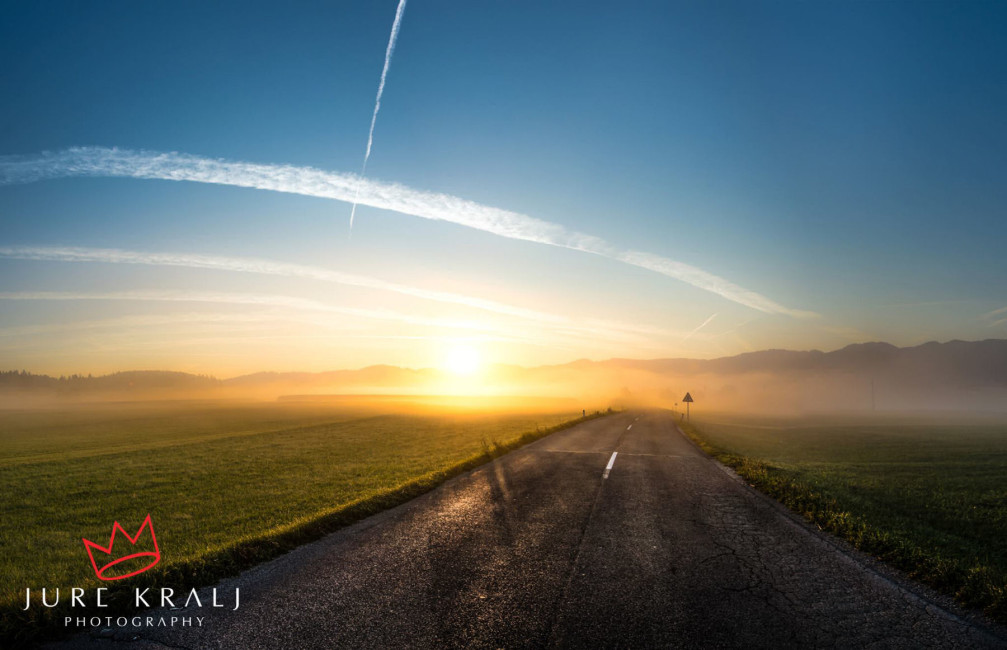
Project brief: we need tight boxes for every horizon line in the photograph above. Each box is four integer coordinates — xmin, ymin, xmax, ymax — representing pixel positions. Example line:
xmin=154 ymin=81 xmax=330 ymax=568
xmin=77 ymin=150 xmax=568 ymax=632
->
xmin=2 ymin=336 xmax=997 ymax=381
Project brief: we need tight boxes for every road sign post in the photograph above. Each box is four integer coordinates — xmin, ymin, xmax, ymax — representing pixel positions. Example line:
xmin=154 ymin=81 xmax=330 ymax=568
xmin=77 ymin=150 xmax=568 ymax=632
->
xmin=682 ymin=392 xmax=694 ymax=421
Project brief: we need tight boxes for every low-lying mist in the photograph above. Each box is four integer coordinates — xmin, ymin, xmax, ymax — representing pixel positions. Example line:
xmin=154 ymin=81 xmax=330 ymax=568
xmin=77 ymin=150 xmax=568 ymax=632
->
xmin=3 ymin=339 xmax=1006 ymax=417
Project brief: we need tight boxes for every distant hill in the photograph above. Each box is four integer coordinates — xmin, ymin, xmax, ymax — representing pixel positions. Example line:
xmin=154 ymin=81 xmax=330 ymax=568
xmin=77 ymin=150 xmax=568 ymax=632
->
xmin=592 ymin=339 xmax=1007 ymax=383
xmin=0 ymin=370 xmax=221 ymax=395
xmin=225 ymin=365 xmax=440 ymax=390
xmin=567 ymin=339 xmax=1007 ymax=412
xmin=4 ymin=339 xmax=1006 ymax=413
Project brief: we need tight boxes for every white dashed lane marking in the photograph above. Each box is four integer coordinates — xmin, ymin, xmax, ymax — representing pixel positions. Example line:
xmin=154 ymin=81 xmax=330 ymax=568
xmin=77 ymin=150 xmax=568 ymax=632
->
xmin=602 ymin=452 xmax=618 ymax=479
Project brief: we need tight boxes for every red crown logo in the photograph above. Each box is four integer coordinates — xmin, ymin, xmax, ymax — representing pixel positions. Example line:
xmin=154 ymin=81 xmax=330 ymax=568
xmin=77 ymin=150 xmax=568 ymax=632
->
xmin=82 ymin=514 xmax=161 ymax=581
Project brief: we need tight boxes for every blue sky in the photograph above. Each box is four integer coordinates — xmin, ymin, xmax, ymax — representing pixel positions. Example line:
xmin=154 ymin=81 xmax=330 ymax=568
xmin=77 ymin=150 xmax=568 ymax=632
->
xmin=1 ymin=1 xmax=1006 ymax=376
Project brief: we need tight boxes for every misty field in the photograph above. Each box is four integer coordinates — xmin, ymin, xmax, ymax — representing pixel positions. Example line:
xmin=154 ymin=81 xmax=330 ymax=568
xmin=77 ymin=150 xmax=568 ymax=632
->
xmin=0 ymin=400 xmax=589 ymax=641
xmin=681 ymin=414 xmax=1007 ymax=622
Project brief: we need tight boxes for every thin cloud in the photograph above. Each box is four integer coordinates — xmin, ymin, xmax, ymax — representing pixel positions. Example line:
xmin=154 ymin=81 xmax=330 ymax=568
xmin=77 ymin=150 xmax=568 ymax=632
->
xmin=0 ymin=147 xmax=816 ymax=318
xmin=0 ymin=245 xmax=561 ymax=322
xmin=349 ymin=0 xmax=408 ymax=230
xmin=0 ymin=245 xmax=674 ymax=339
xmin=0 ymin=288 xmax=677 ymax=349
xmin=0 ymin=290 xmax=485 ymax=331
xmin=0 ymin=312 xmax=284 ymax=339
xmin=986 ymin=307 xmax=1007 ymax=328
xmin=0 ymin=314 xmax=564 ymax=354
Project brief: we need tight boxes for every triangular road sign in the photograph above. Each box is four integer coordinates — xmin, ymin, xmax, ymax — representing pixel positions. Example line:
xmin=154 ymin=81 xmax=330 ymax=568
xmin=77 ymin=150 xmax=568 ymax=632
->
xmin=682 ymin=392 xmax=694 ymax=403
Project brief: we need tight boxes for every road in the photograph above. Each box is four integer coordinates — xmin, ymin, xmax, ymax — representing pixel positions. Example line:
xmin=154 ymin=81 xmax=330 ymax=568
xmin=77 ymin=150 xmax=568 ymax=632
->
xmin=55 ymin=410 xmax=1005 ymax=649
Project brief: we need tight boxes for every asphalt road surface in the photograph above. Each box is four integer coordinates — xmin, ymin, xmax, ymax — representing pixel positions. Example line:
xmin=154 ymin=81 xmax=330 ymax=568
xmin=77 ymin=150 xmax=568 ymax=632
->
xmin=54 ymin=411 xmax=1006 ymax=649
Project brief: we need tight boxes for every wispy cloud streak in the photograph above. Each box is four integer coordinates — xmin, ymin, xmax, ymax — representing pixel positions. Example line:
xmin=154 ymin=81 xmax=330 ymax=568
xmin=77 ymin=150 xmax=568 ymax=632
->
xmin=982 ymin=306 xmax=1007 ymax=328
xmin=0 ymin=245 xmax=673 ymax=339
xmin=0 ymin=313 xmax=557 ymax=353
xmin=0 ymin=290 xmax=483 ymax=330
xmin=0 ymin=147 xmax=815 ymax=317
xmin=0 ymin=245 xmax=559 ymax=323
xmin=0 ymin=312 xmax=297 ymax=339
xmin=349 ymin=0 xmax=408 ymax=230
xmin=0 ymin=290 xmax=669 ymax=352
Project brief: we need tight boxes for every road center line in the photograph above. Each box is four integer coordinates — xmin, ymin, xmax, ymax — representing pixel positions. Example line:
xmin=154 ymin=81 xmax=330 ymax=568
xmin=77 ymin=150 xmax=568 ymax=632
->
xmin=540 ymin=450 xmax=682 ymax=458
xmin=627 ymin=424 xmax=633 ymax=430
xmin=602 ymin=451 xmax=618 ymax=479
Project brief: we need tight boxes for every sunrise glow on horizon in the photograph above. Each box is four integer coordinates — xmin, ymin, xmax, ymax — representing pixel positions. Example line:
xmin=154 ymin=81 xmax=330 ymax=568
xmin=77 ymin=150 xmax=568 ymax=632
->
xmin=2 ymin=2 xmax=1006 ymax=377
xmin=444 ymin=344 xmax=481 ymax=377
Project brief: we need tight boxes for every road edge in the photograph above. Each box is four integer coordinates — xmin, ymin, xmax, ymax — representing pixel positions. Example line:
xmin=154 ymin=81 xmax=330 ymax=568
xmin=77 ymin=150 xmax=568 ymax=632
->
xmin=668 ymin=414 xmax=1007 ymax=646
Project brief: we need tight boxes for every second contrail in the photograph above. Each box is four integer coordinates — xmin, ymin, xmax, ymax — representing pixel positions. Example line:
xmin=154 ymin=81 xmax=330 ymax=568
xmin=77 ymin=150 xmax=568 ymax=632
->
xmin=349 ymin=0 xmax=408 ymax=231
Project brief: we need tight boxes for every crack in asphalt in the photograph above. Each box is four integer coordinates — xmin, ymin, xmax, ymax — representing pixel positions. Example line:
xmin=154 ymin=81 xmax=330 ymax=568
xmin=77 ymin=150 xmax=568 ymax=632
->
xmin=542 ymin=418 xmax=633 ymax=647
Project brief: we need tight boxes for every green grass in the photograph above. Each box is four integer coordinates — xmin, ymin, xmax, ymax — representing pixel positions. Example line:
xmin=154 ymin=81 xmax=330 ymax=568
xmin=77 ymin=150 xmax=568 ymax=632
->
xmin=0 ymin=400 xmax=608 ymax=645
xmin=679 ymin=413 xmax=1007 ymax=624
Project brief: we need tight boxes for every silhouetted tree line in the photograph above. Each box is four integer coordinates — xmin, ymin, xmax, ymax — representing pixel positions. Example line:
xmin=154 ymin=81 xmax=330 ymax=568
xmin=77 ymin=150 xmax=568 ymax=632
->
xmin=0 ymin=370 xmax=222 ymax=394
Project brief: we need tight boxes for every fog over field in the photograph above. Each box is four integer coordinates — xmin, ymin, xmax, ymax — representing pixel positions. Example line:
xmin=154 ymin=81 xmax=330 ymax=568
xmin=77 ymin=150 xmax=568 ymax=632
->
xmin=4 ymin=339 xmax=1006 ymax=416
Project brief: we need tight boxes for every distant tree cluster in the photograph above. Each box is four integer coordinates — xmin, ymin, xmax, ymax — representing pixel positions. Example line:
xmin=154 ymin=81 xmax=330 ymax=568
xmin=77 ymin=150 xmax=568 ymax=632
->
xmin=0 ymin=370 xmax=222 ymax=394
xmin=0 ymin=370 xmax=63 ymax=391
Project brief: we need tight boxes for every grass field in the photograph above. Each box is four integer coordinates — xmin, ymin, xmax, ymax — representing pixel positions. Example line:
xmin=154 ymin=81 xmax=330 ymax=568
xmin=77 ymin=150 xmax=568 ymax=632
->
xmin=680 ymin=412 xmax=1007 ymax=623
xmin=0 ymin=399 xmax=599 ymax=643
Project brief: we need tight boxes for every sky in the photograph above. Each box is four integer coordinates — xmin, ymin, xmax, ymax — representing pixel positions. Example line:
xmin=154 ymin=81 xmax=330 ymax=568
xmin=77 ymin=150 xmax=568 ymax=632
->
xmin=1 ymin=0 xmax=1006 ymax=377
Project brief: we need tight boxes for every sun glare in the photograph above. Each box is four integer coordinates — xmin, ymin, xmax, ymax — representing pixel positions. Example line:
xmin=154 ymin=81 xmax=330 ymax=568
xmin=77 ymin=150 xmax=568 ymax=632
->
xmin=445 ymin=344 xmax=481 ymax=376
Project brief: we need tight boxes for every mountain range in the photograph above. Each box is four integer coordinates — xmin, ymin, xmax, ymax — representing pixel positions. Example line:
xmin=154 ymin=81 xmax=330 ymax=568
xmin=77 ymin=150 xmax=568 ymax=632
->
xmin=4 ymin=339 xmax=1006 ymax=413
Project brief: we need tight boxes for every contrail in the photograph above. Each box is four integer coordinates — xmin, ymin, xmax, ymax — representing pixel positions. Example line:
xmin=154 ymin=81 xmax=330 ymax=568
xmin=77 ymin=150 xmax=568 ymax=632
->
xmin=0 ymin=147 xmax=817 ymax=318
xmin=349 ymin=0 xmax=408 ymax=231
xmin=682 ymin=313 xmax=718 ymax=341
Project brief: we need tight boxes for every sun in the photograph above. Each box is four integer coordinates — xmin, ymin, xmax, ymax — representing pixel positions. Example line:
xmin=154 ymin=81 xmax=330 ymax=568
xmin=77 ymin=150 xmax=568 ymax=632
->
xmin=444 ymin=344 xmax=481 ymax=376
